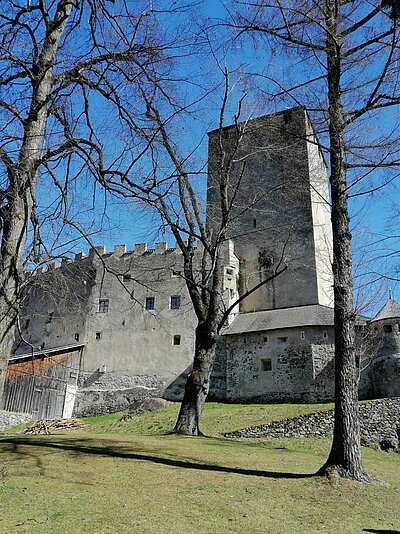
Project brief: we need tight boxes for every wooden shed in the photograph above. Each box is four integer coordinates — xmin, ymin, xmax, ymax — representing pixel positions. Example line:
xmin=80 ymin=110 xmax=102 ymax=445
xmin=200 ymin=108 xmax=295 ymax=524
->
xmin=3 ymin=345 xmax=84 ymax=420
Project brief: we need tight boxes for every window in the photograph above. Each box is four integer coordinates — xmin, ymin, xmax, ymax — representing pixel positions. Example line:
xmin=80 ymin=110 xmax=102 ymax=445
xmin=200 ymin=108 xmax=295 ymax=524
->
xmin=74 ymin=333 xmax=80 ymax=342
xmin=323 ymin=331 xmax=328 ymax=338
xmin=226 ymin=268 xmax=234 ymax=276
xmin=262 ymin=358 xmax=272 ymax=372
xmin=173 ymin=335 xmax=181 ymax=346
xmin=170 ymin=295 xmax=181 ymax=309
xmin=145 ymin=297 xmax=155 ymax=310
xmin=384 ymin=324 xmax=393 ymax=333
xmin=277 ymin=336 xmax=287 ymax=343
xmin=24 ymin=318 xmax=30 ymax=330
xmin=301 ymin=331 xmax=305 ymax=340
xmin=172 ymin=270 xmax=182 ymax=278
xmin=253 ymin=218 xmax=257 ymax=228
xmin=123 ymin=274 xmax=131 ymax=282
xmin=263 ymin=336 xmax=268 ymax=343
xmin=95 ymin=332 xmax=102 ymax=340
xmin=46 ymin=311 xmax=54 ymax=324
xmin=98 ymin=299 xmax=109 ymax=313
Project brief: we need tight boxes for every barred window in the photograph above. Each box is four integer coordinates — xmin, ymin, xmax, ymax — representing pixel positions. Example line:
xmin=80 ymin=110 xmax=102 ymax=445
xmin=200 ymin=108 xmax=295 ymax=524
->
xmin=262 ymin=358 xmax=272 ymax=372
xmin=170 ymin=295 xmax=181 ymax=310
xmin=145 ymin=297 xmax=155 ymax=310
xmin=98 ymin=299 xmax=109 ymax=313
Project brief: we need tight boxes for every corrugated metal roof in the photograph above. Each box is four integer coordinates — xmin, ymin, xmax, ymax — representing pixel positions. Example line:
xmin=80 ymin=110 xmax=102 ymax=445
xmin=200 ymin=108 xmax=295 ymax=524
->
xmin=222 ymin=305 xmax=334 ymax=335
xmin=9 ymin=343 xmax=85 ymax=362
xmin=372 ymin=299 xmax=400 ymax=322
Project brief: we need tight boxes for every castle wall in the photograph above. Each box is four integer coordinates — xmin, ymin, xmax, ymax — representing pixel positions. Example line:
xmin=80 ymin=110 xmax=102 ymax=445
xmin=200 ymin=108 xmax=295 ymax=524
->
xmin=14 ymin=258 xmax=95 ymax=354
xmin=207 ymin=107 xmax=333 ymax=312
xmin=13 ymin=240 xmax=239 ymax=414
xmin=368 ymin=320 xmax=400 ymax=399
xmin=224 ymin=325 xmax=335 ymax=402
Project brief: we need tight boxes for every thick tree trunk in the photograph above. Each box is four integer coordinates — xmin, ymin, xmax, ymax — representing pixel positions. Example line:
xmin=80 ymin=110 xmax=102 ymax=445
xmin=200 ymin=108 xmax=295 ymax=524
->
xmin=318 ymin=0 xmax=370 ymax=482
xmin=0 ymin=195 xmax=27 ymax=406
xmin=174 ymin=323 xmax=217 ymax=435
xmin=0 ymin=1 xmax=73 ymax=405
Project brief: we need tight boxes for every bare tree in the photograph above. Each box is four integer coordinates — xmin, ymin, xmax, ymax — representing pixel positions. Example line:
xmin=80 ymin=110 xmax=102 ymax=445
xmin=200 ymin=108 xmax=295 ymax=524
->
xmin=103 ymin=49 xmax=320 ymax=433
xmin=230 ymin=0 xmax=400 ymax=481
xmin=0 ymin=0 xmax=169 ymax=403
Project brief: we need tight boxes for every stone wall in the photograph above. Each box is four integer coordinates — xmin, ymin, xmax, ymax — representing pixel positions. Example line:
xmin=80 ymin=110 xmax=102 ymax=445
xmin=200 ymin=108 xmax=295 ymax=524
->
xmin=370 ymin=322 xmax=400 ymax=398
xmin=0 ymin=410 xmax=32 ymax=431
xmin=225 ymin=397 xmax=400 ymax=452
xmin=224 ymin=325 xmax=335 ymax=402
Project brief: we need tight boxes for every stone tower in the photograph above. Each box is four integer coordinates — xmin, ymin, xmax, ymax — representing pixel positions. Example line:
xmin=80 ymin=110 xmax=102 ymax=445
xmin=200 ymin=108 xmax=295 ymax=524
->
xmin=207 ymin=107 xmax=333 ymax=312
xmin=368 ymin=298 xmax=400 ymax=398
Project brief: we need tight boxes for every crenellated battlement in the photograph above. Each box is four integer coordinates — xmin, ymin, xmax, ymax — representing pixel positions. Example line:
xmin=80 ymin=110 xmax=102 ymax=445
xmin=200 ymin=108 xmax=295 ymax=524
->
xmin=27 ymin=240 xmax=213 ymax=275
xmin=82 ymin=241 xmax=201 ymax=259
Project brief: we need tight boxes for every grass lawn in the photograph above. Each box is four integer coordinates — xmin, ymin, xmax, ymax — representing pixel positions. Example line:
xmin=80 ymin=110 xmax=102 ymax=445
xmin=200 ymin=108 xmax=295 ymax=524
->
xmin=1 ymin=402 xmax=399 ymax=534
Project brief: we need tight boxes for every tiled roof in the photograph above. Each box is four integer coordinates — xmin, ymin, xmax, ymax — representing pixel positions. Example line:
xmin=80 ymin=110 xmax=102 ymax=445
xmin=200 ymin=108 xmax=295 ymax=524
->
xmin=371 ymin=299 xmax=400 ymax=322
xmin=222 ymin=305 xmax=334 ymax=335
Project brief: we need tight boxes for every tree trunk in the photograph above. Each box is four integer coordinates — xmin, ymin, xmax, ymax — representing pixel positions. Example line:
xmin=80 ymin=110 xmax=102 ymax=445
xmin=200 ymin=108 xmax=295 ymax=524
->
xmin=317 ymin=0 xmax=370 ymax=482
xmin=0 ymin=0 xmax=74 ymax=404
xmin=174 ymin=323 xmax=217 ymax=435
xmin=0 ymin=193 xmax=28 ymax=406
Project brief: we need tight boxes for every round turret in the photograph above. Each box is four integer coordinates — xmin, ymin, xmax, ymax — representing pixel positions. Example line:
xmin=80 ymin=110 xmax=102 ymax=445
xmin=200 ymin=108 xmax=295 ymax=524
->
xmin=368 ymin=298 xmax=400 ymax=398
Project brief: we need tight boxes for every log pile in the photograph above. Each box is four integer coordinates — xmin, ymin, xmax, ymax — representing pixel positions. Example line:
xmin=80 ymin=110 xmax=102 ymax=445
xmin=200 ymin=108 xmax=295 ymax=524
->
xmin=24 ymin=418 xmax=85 ymax=434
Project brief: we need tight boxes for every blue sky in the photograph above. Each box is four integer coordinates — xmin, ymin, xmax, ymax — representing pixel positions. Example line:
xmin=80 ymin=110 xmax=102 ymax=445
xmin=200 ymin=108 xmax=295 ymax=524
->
xmin=32 ymin=0 xmax=400 ymax=310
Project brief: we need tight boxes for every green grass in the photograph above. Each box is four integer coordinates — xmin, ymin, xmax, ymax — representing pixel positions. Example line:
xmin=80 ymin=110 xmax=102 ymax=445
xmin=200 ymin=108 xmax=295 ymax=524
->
xmin=83 ymin=401 xmax=335 ymax=436
xmin=1 ymin=402 xmax=399 ymax=534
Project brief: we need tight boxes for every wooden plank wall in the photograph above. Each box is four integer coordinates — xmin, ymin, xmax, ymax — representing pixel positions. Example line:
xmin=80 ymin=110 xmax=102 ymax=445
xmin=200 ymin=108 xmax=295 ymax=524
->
xmin=3 ymin=350 xmax=81 ymax=420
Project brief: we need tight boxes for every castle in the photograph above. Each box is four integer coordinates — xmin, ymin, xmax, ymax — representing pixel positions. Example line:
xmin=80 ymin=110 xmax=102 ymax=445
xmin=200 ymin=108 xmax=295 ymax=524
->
xmin=3 ymin=108 xmax=400 ymax=419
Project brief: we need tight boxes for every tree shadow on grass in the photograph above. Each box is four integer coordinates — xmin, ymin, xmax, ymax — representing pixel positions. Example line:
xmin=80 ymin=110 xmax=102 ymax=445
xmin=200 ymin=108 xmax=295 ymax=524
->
xmin=363 ymin=530 xmax=400 ymax=534
xmin=0 ymin=436 xmax=314 ymax=479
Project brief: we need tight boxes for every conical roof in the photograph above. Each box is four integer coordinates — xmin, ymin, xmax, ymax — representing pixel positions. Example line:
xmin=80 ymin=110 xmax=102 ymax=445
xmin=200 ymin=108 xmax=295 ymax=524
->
xmin=372 ymin=298 xmax=400 ymax=322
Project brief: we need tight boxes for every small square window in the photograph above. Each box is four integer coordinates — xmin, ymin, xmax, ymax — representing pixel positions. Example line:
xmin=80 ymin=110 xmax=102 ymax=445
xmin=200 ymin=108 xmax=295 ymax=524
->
xmin=74 ymin=333 xmax=80 ymax=342
xmin=172 ymin=270 xmax=182 ymax=278
xmin=123 ymin=274 xmax=131 ymax=282
xmin=262 ymin=358 xmax=272 ymax=372
xmin=170 ymin=295 xmax=181 ymax=309
xmin=98 ymin=299 xmax=109 ymax=313
xmin=263 ymin=336 xmax=268 ymax=343
xmin=384 ymin=324 xmax=393 ymax=333
xmin=95 ymin=332 xmax=102 ymax=340
xmin=278 ymin=336 xmax=287 ymax=343
xmin=173 ymin=335 xmax=181 ymax=346
xmin=145 ymin=297 xmax=155 ymax=310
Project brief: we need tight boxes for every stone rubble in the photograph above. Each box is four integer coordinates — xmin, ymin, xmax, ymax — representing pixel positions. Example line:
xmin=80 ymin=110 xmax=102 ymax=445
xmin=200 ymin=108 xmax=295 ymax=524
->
xmin=224 ymin=398 xmax=400 ymax=452
xmin=0 ymin=410 xmax=31 ymax=432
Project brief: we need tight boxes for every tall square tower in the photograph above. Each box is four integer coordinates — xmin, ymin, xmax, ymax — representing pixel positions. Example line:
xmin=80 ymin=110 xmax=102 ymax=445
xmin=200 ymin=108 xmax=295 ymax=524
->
xmin=207 ymin=107 xmax=333 ymax=312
